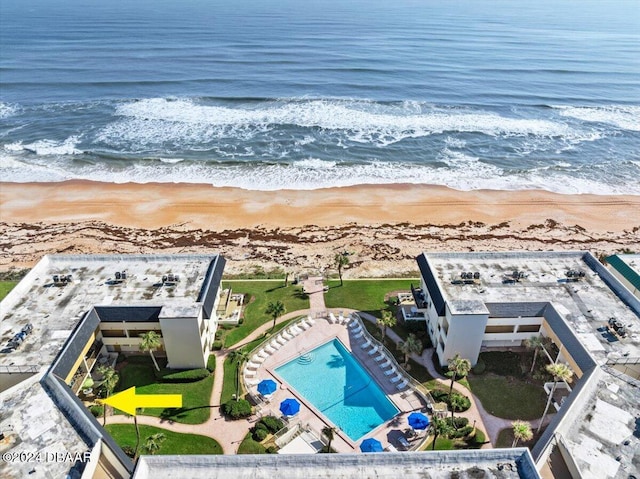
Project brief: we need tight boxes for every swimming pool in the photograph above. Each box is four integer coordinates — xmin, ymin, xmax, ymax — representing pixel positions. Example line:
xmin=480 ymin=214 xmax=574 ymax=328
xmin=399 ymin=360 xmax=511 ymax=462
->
xmin=275 ymin=338 xmax=399 ymax=441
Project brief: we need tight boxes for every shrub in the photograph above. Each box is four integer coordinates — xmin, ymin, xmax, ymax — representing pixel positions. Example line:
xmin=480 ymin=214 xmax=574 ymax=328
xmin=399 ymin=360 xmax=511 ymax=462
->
xmin=472 ymin=358 xmax=486 ymax=375
xmin=155 ymin=368 xmax=210 ymax=382
xmin=121 ymin=446 xmax=135 ymax=458
xmin=212 ymin=340 xmax=223 ymax=351
xmin=252 ymin=427 xmax=268 ymax=442
xmin=265 ymin=446 xmax=278 ymax=454
xmin=259 ymin=416 xmax=284 ymax=433
xmin=222 ymin=399 xmax=252 ymax=419
xmin=215 ymin=330 xmax=224 ymax=340
xmin=451 ymin=393 xmax=471 ymax=412
xmin=207 ymin=355 xmax=216 ymax=372
xmin=450 ymin=425 xmax=474 ymax=439
xmin=89 ymin=405 xmax=104 ymax=417
xmin=451 ymin=417 xmax=469 ymax=429
xmin=430 ymin=390 xmax=471 ymax=412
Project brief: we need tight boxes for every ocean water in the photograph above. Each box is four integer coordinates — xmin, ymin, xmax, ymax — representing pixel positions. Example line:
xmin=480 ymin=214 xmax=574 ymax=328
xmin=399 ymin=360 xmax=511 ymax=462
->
xmin=1 ymin=0 xmax=639 ymax=194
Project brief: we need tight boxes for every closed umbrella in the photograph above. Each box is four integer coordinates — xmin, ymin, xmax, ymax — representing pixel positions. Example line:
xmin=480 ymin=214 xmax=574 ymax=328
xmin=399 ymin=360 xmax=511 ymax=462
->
xmin=257 ymin=379 xmax=277 ymax=396
xmin=407 ymin=412 xmax=430 ymax=430
xmin=279 ymin=398 xmax=300 ymax=416
xmin=360 ymin=438 xmax=383 ymax=453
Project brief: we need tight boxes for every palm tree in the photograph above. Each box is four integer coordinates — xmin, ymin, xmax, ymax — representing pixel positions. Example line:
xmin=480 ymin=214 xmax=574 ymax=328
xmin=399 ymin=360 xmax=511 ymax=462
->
xmin=511 ymin=420 xmax=533 ymax=447
xmin=525 ymin=335 xmax=547 ymax=374
xmin=431 ymin=417 xmax=453 ymax=450
xmin=132 ymin=414 xmax=141 ymax=460
xmin=447 ymin=354 xmax=471 ymax=401
xmin=537 ymin=362 xmax=573 ymax=434
xmin=97 ymin=365 xmax=119 ymax=426
xmin=398 ymin=333 xmax=423 ymax=367
xmin=142 ymin=432 xmax=166 ymax=455
xmin=228 ymin=349 xmax=250 ymax=401
xmin=334 ymin=253 xmax=349 ymax=286
xmin=449 ymin=393 xmax=466 ymax=424
xmin=265 ymin=300 xmax=286 ymax=330
xmin=377 ymin=310 xmax=397 ymax=341
xmin=140 ymin=331 xmax=162 ymax=371
xmin=322 ymin=426 xmax=335 ymax=453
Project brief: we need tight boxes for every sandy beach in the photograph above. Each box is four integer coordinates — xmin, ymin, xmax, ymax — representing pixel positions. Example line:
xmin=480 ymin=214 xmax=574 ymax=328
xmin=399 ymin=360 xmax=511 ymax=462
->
xmin=1 ymin=180 xmax=639 ymax=276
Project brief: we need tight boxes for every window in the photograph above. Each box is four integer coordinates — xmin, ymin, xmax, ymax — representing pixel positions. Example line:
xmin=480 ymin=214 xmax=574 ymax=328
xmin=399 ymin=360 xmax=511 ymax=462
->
xmin=518 ymin=324 xmax=541 ymax=333
xmin=485 ymin=325 xmax=515 ymax=334
xmin=101 ymin=329 xmax=127 ymax=338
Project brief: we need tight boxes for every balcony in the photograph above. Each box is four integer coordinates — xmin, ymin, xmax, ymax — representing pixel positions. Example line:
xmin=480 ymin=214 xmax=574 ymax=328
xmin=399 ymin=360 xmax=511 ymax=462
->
xmin=410 ymin=284 xmax=428 ymax=310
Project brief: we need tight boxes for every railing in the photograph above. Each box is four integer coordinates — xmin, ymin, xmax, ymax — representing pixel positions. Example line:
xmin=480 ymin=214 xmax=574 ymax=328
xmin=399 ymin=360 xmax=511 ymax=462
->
xmin=606 ymin=356 xmax=640 ymax=366
xmin=351 ymin=312 xmax=435 ymax=451
xmin=0 ymin=365 xmax=39 ymax=374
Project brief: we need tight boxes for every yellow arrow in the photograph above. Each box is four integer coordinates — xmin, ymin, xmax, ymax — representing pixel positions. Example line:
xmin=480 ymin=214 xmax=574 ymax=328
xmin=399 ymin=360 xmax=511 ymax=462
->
xmin=99 ymin=387 xmax=182 ymax=416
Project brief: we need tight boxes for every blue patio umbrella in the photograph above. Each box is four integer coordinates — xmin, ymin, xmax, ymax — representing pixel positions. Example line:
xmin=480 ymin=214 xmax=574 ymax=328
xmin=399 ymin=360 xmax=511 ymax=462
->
xmin=279 ymin=398 xmax=300 ymax=416
xmin=407 ymin=412 xmax=430 ymax=430
xmin=257 ymin=379 xmax=277 ymax=396
xmin=359 ymin=438 xmax=383 ymax=453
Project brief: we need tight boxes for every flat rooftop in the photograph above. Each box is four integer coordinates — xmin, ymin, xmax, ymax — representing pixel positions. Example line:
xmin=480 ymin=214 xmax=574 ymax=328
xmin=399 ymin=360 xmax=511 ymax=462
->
xmin=0 ymin=254 xmax=216 ymax=369
xmin=133 ymin=450 xmax=540 ymax=479
xmin=424 ymin=251 xmax=640 ymax=363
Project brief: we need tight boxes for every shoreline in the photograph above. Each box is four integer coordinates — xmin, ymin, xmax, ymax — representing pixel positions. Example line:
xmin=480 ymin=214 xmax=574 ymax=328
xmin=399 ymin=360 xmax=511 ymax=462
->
xmin=1 ymin=180 xmax=639 ymax=274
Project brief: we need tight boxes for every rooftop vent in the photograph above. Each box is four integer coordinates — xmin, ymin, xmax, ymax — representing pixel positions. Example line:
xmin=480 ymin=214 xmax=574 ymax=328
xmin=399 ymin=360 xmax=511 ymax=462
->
xmin=52 ymin=274 xmax=72 ymax=285
xmin=162 ymin=273 xmax=180 ymax=285
xmin=565 ymin=269 xmax=586 ymax=281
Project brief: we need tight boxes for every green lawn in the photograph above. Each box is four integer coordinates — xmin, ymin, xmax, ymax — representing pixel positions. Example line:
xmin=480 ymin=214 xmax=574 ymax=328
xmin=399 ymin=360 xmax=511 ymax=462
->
xmin=105 ymin=424 xmax=222 ymax=455
xmin=324 ymin=279 xmax=418 ymax=318
xmin=237 ymin=432 xmax=266 ymax=454
xmin=221 ymin=281 xmax=310 ymax=347
xmin=221 ymin=357 xmax=241 ymax=404
xmin=467 ymin=373 xmax=547 ymax=420
xmin=0 ymin=281 xmax=18 ymax=301
xmin=114 ymin=356 xmax=214 ymax=424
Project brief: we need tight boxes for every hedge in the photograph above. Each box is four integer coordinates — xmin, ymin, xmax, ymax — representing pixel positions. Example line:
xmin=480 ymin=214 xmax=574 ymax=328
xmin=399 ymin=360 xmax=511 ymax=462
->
xmin=154 ymin=367 xmax=210 ymax=382
xmin=222 ymin=399 xmax=252 ymax=419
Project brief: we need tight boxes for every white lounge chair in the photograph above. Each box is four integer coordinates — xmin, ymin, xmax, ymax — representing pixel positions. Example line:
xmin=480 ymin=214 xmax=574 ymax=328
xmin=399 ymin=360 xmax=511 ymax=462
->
xmin=374 ymin=352 xmax=386 ymax=361
xmin=265 ymin=344 xmax=277 ymax=354
xmin=298 ymin=321 xmax=310 ymax=330
xmin=246 ymin=361 xmax=260 ymax=370
xmin=368 ymin=345 xmax=379 ymax=356
xmin=246 ymin=377 xmax=260 ymax=386
xmin=329 ymin=312 xmax=337 ymax=324
xmin=380 ymin=359 xmax=391 ymax=368
xmin=396 ymin=379 xmax=409 ymax=391
xmin=270 ymin=340 xmax=281 ymax=350
xmin=352 ymin=325 xmax=363 ymax=334
xmin=306 ymin=315 xmax=316 ymax=325
xmin=349 ymin=320 xmax=359 ymax=329
xmin=390 ymin=374 xmax=403 ymax=383
xmin=384 ymin=367 xmax=397 ymax=376
xmin=276 ymin=335 xmax=288 ymax=346
xmin=282 ymin=330 xmax=294 ymax=340
xmin=288 ymin=326 xmax=302 ymax=336
xmin=257 ymin=350 xmax=270 ymax=359
xmin=353 ymin=330 xmax=365 ymax=339
xmin=338 ymin=312 xmax=344 ymax=323
xmin=360 ymin=339 xmax=372 ymax=349
xmin=244 ymin=369 xmax=256 ymax=378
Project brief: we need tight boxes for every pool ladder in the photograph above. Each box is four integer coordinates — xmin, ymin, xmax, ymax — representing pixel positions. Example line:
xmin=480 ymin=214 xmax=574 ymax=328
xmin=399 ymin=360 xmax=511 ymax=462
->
xmin=297 ymin=353 xmax=314 ymax=364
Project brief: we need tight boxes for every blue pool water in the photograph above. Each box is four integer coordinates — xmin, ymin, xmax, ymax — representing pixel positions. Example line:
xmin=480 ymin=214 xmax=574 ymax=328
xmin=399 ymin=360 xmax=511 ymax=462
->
xmin=275 ymin=338 xmax=399 ymax=441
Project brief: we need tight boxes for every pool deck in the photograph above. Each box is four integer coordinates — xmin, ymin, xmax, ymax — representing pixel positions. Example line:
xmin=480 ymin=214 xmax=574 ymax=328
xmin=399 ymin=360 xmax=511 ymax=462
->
xmin=246 ymin=314 xmax=430 ymax=453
